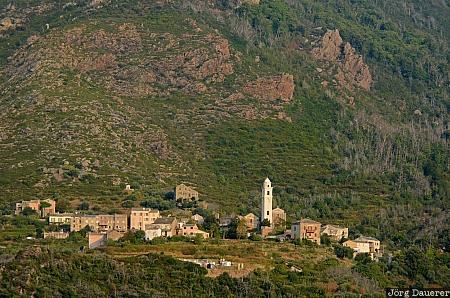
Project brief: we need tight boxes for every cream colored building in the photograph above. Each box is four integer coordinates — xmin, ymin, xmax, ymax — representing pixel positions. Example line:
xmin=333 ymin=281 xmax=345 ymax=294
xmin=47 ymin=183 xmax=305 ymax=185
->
xmin=70 ymin=214 xmax=128 ymax=232
xmin=15 ymin=199 xmax=56 ymax=217
xmin=343 ymin=236 xmax=381 ymax=260
xmin=191 ymin=214 xmax=204 ymax=225
xmin=291 ymin=218 xmax=321 ymax=245
xmin=179 ymin=223 xmax=209 ymax=238
xmin=146 ymin=217 xmax=178 ymax=237
xmin=174 ymin=184 xmax=199 ymax=202
xmin=130 ymin=208 xmax=160 ymax=230
xmin=321 ymin=224 xmax=348 ymax=241
xmin=242 ymin=213 xmax=259 ymax=230
xmin=145 ymin=227 xmax=162 ymax=240
xmin=272 ymin=207 xmax=286 ymax=228
xmin=49 ymin=213 xmax=73 ymax=225
xmin=261 ymin=178 xmax=273 ymax=227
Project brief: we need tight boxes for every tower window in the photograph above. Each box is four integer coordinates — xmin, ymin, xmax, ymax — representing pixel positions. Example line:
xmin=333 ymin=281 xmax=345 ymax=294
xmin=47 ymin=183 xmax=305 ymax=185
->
xmin=267 ymin=211 xmax=269 ymax=215
xmin=267 ymin=191 xmax=270 ymax=195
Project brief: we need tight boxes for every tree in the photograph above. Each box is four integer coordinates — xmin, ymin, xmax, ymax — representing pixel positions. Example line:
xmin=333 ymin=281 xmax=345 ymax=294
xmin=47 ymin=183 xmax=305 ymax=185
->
xmin=320 ymin=234 xmax=332 ymax=246
xmin=193 ymin=234 xmax=204 ymax=245
xmin=334 ymin=244 xmax=354 ymax=259
xmin=56 ymin=199 xmax=70 ymax=213
xmin=261 ymin=218 xmax=271 ymax=227
xmin=21 ymin=207 xmax=37 ymax=217
xmin=236 ymin=220 xmax=248 ymax=239
xmin=79 ymin=201 xmax=89 ymax=210
xmin=122 ymin=200 xmax=134 ymax=208
xmin=39 ymin=201 xmax=51 ymax=217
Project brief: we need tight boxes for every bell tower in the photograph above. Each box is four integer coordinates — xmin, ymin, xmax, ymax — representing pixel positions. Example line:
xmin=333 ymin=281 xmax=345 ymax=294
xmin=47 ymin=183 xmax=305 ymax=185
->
xmin=261 ymin=177 xmax=273 ymax=227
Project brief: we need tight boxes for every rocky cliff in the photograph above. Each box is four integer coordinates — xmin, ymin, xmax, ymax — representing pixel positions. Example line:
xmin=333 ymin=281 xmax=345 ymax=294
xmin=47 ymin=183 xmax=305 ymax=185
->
xmin=312 ymin=29 xmax=372 ymax=91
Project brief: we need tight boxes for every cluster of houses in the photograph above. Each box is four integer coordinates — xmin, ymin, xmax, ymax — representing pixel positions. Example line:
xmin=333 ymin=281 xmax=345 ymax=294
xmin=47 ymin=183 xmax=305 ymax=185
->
xmin=15 ymin=178 xmax=382 ymax=259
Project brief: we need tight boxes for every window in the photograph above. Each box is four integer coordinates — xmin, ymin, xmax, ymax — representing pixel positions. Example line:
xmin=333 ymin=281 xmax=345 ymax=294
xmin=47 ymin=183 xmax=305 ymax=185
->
xmin=267 ymin=211 xmax=269 ymax=215
xmin=267 ymin=191 xmax=270 ymax=195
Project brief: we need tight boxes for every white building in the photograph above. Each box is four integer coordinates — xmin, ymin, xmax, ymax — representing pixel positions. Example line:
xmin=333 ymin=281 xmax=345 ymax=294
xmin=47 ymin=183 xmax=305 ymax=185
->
xmin=321 ymin=224 xmax=349 ymax=241
xmin=145 ymin=227 xmax=162 ymax=240
xmin=261 ymin=177 xmax=273 ymax=227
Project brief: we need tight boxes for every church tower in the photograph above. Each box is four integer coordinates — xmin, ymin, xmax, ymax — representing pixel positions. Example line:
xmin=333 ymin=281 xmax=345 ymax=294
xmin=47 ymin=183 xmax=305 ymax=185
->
xmin=261 ymin=177 xmax=273 ymax=227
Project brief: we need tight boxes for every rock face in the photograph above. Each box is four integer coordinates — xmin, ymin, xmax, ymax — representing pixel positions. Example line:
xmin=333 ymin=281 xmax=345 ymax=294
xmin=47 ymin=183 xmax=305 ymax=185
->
xmin=312 ymin=30 xmax=342 ymax=61
xmin=312 ymin=29 xmax=372 ymax=91
xmin=242 ymin=74 xmax=295 ymax=102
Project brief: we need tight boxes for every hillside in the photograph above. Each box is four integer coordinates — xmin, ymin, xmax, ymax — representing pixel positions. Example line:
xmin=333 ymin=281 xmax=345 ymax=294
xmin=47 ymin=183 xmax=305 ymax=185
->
xmin=0 ymin=0 xmax=449 ymax=251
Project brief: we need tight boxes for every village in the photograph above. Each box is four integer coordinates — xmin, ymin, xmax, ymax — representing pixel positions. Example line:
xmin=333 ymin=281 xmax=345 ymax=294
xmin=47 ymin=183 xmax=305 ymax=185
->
xmin=13 ymin=178 xmax=383 ymax=269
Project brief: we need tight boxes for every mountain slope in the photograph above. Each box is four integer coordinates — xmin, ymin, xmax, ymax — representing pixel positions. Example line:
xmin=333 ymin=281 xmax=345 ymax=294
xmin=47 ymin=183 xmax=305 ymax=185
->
xmin=0 ymin=0 xmax=448 ymax=248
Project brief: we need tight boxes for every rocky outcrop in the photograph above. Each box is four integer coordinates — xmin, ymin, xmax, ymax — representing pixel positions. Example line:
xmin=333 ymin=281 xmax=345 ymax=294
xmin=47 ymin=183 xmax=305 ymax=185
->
xmin=312 ymin=30 xmax=342 ymax=61
xmin=338 ymin=43 xmax=372 ymax=91
xmin=242 ymin=74 xmax=295 ymax=102
xmin=312 ymin=29 xmax=372 ymax=91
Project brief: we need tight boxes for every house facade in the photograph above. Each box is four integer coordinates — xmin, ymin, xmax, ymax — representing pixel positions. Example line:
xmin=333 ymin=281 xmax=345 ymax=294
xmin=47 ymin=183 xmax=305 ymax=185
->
xmin=179 ymin=223 xmax=209 ymax=238
xmin=130 ymin=208 xmax=160 ymax=230
xmin=343 ymin=236 xmax=381 ymax=260
xmin=242 ymin=213 xmax=259 ymax=230
xmin=49 ymin=213 xmax=73 ymax=225
xmin=174 ymin=184 xmax=199 ymax=202
xmin=272 ymin=207 xmax=286 ymax=228
xmin=321 ymin=224 xmax=348 ymax=241
xmin=191 ymin=214 xmax=204 ymax=225
xmin=70 ymin=214 xmax=128 ymax=232
xmin=146 ymin=217 xmax=178 ymax=237
xmin=291 ymin=219 xmax=321 ymax=245
xmin=15 ymin=199 xmax=56 ymax=217
xmin=145 ymin=228 xmax=162 ymax=240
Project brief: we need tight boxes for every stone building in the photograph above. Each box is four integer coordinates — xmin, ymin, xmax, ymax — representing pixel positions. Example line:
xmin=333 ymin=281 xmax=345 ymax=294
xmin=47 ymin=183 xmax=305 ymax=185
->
xmin=145 ymin=227 xmax=162 ymax=240
xmin=130 ymin=207 xmax=160 ymax=230
xmin=321 ymin=224 xmax=348 ymax=241
xmin=146 ymin=217 xmax=178 ymax=237
xmin=174 ymin=184 xmax=199 ymax=202
xmin=242 ymin=213 xmax=259 ymax=230
xmin=261 ymin=178 xmax=273 ymax=227
xmin=70 ymin=214 xmax=128 ymax=232
xmin=179 ymin=223 xmax=209 ymax=238
xmin=272 ymin=207 xmax=286 ymax=228
xmin=291 ymin=218 xmax=321 ymax=245
xmin=49 ymin=213 xmax=73 ymax=225
xmin=15 ymin=199 xmax=56 ymax=217
xmin=343 ymin=236 xmax=381 ymax=260
xmin=191 ymin=214 xmax=204 ymax=225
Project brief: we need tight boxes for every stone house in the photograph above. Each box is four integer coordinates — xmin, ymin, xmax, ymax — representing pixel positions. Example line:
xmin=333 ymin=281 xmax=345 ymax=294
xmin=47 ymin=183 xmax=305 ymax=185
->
xmin=343 ymin=236 xmax=381 ymax=260
xmin=241 ymin=213 xmax=259 ymax=230
xmin=191 ymin=214 xmax=205 ymax=225
xmin=272 ymin=207 xmax=286 ymax=228
xmin=291 ymin=218 xmax=321 ymax=245
xmin=179 ymin=223 xmax=209 ymax=238
xmin=145 ymin=227 xmax=162 ymax=240
xmin=146 ymin=217 xmax=178 ymax=237
xmin=130 ymin=207 xmax=160 ymax=230
xmin=49 ymin=213 xmax=73 ymax=225
xmin=70 ymin=214 xmax=128 ymax=232
xmin=174 ymin=184 xmax=199 ymax=202
xmin=321 ymin=224 xmax=348 ymax=241
xmin=15 ymin=199 xmax=56 ymax=217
